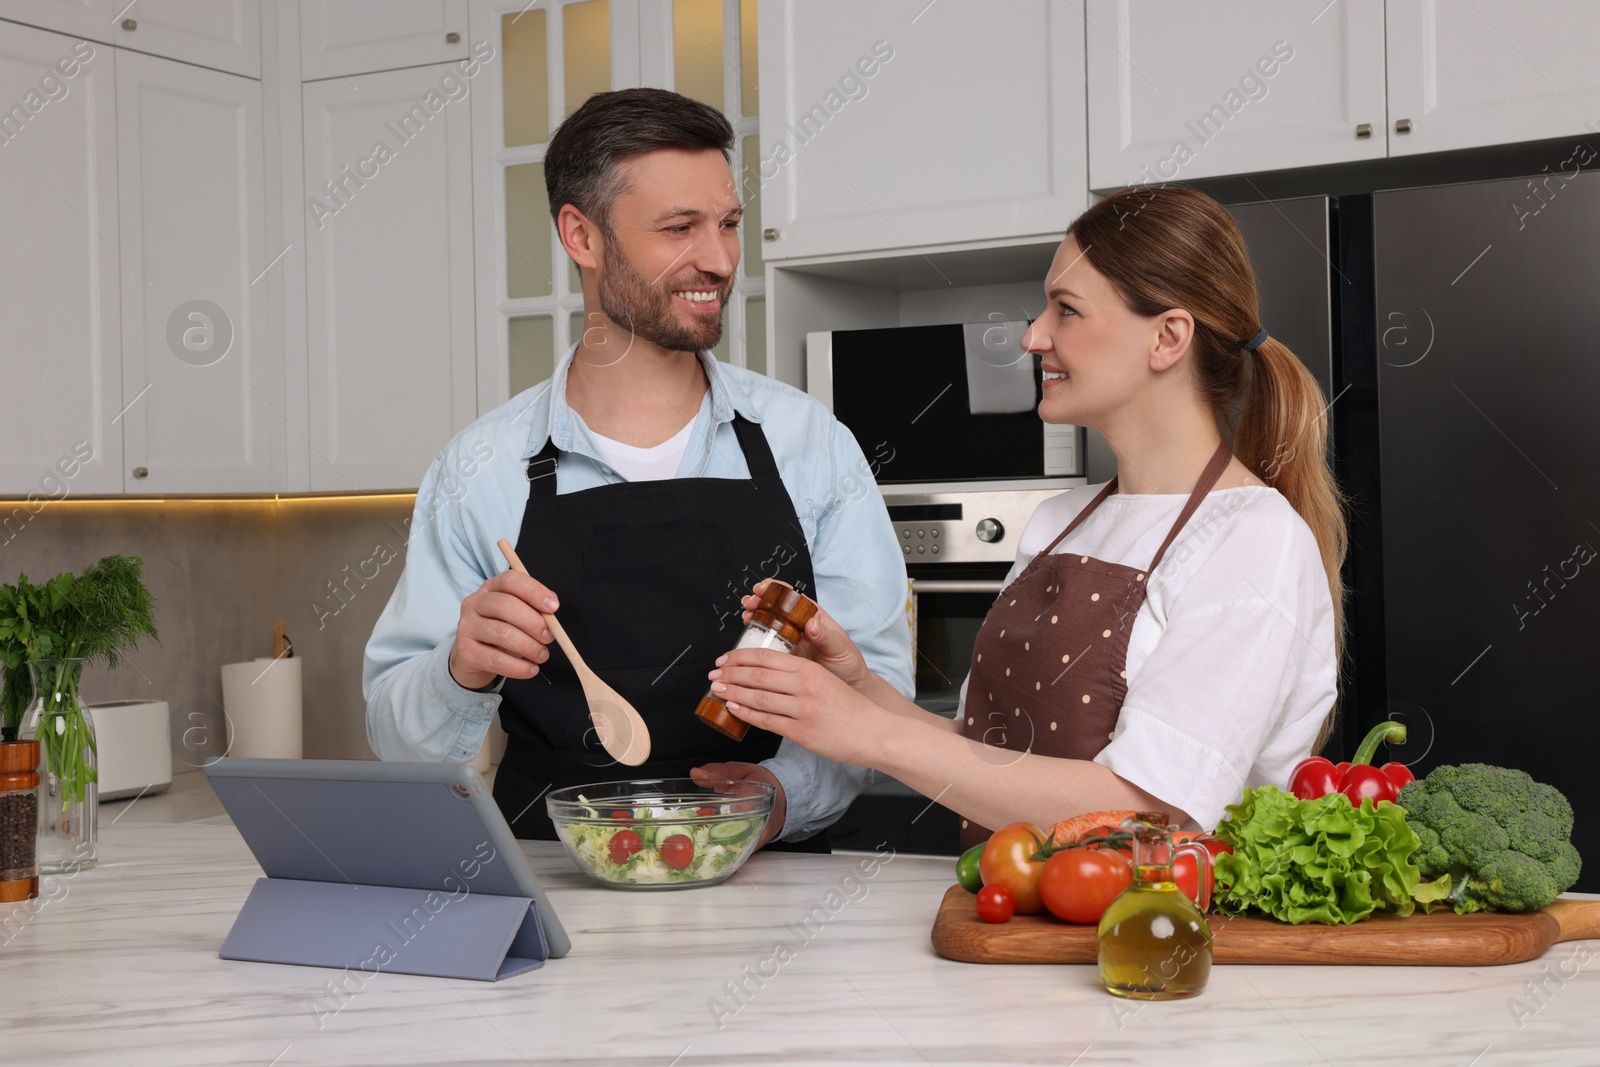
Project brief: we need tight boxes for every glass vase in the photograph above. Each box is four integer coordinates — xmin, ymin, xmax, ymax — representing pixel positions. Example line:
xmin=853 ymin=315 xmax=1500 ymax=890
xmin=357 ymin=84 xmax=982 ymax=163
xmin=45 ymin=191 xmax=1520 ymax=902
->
xmin=21 ymin=659 xmax=98 ymax=874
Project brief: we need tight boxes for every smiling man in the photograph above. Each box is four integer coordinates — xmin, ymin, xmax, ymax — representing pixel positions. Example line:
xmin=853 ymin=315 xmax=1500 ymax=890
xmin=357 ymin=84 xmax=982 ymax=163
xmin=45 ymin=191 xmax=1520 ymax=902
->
xmin=364 ymin=89 xmax=912 ymax=849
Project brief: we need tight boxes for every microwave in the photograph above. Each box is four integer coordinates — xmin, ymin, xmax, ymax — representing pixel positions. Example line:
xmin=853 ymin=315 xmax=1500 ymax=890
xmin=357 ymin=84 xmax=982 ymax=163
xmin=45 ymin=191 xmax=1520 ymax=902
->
xmin=806 ymin=322 xmax=1084 ymax=485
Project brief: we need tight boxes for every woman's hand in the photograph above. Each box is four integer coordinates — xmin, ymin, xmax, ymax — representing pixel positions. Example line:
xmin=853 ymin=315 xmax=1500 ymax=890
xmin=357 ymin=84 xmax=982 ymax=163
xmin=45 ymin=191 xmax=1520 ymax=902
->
xmin=707 ymin=648 xmax=885 ymax=766
xmin=740 ymin=580 xmax=872 ymax=693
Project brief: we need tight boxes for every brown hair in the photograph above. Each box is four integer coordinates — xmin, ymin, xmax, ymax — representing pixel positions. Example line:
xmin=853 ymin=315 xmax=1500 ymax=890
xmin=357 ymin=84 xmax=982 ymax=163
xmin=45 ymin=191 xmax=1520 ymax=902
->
xmin=544 ymin=87 xmax=734 ymax=234
xmin=1069 ymin=185 xmax=1347 ymax=748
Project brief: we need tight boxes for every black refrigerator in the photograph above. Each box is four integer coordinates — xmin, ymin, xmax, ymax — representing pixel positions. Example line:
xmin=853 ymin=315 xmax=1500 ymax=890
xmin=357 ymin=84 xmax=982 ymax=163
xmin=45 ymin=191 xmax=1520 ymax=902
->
xmin=1370 ymin=173 xmax=1600 ymax=891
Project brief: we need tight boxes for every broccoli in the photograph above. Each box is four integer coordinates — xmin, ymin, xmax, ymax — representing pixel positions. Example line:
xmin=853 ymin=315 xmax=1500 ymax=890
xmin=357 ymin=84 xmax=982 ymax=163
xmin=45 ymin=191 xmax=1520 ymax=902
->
xmin=1398 ymin=763 xmax=1582 ymax=913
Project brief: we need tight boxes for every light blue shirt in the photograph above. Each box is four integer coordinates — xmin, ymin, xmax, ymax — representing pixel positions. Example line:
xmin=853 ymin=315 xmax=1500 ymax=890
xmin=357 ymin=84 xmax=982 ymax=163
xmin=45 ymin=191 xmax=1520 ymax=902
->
xmin=363 ymin=347 xmax=914 ymax=840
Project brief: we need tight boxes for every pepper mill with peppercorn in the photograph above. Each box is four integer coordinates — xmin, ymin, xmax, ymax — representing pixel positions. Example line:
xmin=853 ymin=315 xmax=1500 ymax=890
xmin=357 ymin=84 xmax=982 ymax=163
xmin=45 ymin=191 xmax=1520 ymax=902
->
xmin=695 ymin=581 xmax=820 ymax=741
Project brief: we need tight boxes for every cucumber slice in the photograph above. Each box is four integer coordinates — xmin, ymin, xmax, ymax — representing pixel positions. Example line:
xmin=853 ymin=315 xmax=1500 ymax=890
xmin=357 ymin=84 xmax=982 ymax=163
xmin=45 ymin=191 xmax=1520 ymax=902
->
xmin=709 ymin=819 xmax=755 ymax=843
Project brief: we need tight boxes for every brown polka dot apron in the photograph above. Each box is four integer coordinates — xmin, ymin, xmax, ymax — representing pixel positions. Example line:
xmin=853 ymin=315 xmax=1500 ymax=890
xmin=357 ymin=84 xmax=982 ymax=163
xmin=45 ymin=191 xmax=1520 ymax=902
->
xmin=957 ymin=440 xmax=1234 ymax=849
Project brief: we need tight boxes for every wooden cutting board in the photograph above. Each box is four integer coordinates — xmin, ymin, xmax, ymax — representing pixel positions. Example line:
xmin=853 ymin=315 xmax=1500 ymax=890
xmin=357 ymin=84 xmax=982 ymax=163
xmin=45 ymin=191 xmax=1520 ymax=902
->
xmin=932 ymin=885 xmax=1600 ymax=966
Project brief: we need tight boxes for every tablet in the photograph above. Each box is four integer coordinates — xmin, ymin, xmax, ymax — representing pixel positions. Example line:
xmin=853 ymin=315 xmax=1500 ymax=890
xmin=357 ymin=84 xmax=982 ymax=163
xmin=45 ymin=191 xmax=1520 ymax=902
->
xmin=204 ymin=757 xmax=569 ymax=958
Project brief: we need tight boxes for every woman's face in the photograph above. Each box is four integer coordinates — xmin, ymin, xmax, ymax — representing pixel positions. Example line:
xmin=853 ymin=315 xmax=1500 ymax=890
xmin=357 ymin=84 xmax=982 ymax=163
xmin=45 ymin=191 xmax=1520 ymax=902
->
xmin=1023 ymin=235 xmax=1174 ymax=427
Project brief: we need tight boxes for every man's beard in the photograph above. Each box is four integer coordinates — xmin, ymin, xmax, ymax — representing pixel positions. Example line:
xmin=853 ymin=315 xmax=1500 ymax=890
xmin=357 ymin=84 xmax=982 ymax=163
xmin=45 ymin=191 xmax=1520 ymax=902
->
xmin=597 ymin=240 xmax=727 ymax=354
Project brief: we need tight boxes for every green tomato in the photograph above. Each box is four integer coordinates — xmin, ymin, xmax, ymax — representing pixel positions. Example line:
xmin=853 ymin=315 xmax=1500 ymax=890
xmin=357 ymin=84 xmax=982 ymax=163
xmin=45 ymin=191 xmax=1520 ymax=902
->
xmin=956 ymin=842 xmax=985 ymax=894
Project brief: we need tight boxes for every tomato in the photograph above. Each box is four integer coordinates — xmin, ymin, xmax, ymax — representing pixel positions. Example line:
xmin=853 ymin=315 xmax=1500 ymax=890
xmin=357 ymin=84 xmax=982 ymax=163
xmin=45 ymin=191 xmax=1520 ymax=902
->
xmin=1200 ymin=837 xmax=1233 ymax=860
xmin=979 ymin=823 xmax=1048 ymax=915
xmin=608 ymin=829 xmax=643 ymax=865
xmin=975 ymin=885 xmax=1015 ymax=923
xmin=660 ymin=833 xmax=694 ymax=870
xmin=955 ymin=843 xmax=985 ymax=894
xmin=1038 ymin=847 xmax=1132 ymax=924
xmin=695 ymin=806 xmax=717 ymax=817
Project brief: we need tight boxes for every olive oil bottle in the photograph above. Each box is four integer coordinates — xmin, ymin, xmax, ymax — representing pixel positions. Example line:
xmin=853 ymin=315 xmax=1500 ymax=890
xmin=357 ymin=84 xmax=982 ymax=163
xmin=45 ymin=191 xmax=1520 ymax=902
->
xmin=1096 ymin=812 xmax=1213 ymax=1000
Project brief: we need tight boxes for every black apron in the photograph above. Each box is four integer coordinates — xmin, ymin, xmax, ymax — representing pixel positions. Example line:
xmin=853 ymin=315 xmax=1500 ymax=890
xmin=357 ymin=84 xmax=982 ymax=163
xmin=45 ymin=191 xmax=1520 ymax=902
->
xmin=492 ymin=413 xmax=829 ymax=852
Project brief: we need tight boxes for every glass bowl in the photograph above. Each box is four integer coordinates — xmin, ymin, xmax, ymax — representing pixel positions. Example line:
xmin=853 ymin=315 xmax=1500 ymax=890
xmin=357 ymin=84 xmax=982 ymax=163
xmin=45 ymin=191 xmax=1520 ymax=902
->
xmin=547 ymin=777 xmax=775 ymax=890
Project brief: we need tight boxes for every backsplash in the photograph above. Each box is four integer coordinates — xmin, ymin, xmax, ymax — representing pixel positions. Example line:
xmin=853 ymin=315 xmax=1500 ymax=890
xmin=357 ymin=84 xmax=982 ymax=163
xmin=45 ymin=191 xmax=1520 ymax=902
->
xmin=0 ymin=495 xmax=417 ymax=766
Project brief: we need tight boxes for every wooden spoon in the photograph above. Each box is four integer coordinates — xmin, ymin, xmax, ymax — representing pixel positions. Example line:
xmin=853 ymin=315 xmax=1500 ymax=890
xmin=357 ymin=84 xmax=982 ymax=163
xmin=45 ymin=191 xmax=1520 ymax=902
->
xmin=496 ymin=538 xmax=651 ymax=767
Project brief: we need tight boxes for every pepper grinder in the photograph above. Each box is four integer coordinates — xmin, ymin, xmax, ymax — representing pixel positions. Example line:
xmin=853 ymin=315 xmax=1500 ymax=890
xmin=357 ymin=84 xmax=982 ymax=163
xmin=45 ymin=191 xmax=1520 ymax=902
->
xmin=696 ymin=581 xmax=820 ymax=741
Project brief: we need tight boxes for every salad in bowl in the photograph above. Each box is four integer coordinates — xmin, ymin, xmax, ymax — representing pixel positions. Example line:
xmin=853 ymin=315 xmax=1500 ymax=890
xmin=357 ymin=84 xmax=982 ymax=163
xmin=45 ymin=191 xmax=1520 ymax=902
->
xmin=547 ymin=777 xmax=775 ymax=889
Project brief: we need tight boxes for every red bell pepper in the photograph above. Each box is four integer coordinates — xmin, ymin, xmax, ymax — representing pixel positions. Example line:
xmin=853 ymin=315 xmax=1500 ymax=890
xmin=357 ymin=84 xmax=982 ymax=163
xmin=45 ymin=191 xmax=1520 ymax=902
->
xmin=1288 ymin=720 xmax=1410 ymax=806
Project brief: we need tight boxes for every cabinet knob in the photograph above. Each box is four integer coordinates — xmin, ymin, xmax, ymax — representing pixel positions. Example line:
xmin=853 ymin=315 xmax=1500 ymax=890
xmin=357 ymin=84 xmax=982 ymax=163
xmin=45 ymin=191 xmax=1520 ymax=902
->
xmin=1395 ymin=118 xmax=1412 ymax=134
xmin=446 ymin=31 xmax=460 ymax=44
xmin=762 ymin=227 xmax=779 ymax=242
xmin=1355 ymin=123 xmax=1372 ymax=139
xmin=121 ymin=18 xmax=136 ymax=31
xmin=131 ymin=467 xmax=149 ymax=479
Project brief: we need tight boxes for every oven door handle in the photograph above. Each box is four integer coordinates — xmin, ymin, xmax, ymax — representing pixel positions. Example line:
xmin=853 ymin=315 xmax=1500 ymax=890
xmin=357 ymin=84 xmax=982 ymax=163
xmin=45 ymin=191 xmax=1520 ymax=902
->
xmin=909 ymin=579 xmax=1006 ymax=595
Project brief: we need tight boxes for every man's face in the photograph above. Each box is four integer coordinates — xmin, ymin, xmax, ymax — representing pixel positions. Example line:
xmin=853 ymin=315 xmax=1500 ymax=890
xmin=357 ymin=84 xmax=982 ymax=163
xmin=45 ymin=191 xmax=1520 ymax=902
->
xmin=594 ymin=148 xmax=742 ymax=354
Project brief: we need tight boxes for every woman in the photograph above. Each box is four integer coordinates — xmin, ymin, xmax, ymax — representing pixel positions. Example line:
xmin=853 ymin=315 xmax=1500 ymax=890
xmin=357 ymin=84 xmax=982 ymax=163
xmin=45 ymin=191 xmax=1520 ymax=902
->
xmin=699 ymin=186 xmax=1344 ymax=842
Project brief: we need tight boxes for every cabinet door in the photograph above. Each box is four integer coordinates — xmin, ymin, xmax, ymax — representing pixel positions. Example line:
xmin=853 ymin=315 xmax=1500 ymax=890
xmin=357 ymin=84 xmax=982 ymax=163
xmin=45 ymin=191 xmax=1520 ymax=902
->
xmin=303 ymin=62 xmax=477 ymax=491
xmin=757 ymin=0 xmax=1086 ymax=262
xmin=299 ymin=0 xmax=469 ymax=81
xmin=0 ymin=23 xmax=122 ymax=497
xmin=115 ymin=49 xmax=278 ymax=493
xmin=1086 ymin=0 xmax=1387 ymax=188
xmin=111 ymin=0 xmax=260 ymax=78
xmin=1 ymin=1 xmax=116 ymax=41
xmin=1386 ymin=0 xmax=1600 ymax=156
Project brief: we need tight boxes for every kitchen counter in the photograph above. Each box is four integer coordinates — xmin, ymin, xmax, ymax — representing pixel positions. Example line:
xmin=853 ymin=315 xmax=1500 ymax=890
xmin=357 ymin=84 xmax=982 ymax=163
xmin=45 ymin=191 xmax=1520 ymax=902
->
xmin=3 ymin=773 xmax=1597 ymax=1066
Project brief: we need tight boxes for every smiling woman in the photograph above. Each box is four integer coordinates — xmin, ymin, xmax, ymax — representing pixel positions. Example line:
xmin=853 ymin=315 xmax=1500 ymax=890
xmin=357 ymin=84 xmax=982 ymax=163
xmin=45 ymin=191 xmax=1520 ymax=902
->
xmin=708 ymin=186 xmax=1347 ymax=842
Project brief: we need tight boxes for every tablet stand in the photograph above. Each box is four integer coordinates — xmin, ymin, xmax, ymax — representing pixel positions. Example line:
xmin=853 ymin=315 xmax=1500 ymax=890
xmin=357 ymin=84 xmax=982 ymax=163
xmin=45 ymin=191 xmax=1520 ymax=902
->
xmin=220 ymin=876 xmax=549 ymax=981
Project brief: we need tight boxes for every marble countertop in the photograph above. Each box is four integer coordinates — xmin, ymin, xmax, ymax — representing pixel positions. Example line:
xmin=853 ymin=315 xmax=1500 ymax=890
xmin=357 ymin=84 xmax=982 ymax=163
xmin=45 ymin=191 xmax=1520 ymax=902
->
xmin=3 ymin=772 xmax=1597 ymax=1067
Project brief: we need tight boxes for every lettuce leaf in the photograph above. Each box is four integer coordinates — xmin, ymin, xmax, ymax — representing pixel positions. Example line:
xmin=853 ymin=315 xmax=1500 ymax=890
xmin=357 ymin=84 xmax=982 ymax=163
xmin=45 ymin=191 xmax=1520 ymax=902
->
xmin=1213 ymin=785 xmax=1444 ymax=925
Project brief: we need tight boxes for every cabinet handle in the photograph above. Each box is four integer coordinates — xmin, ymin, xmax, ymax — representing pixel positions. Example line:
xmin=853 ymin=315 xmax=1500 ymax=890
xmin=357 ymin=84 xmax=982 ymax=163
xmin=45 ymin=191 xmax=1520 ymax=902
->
xmin=762 ymin=227 xmax=779 ymax=241
xmin=1355 ymin=123 xmax=1372 ymax=138
xmin=1395 ymin=118 xmax=1412 ymax=134
xmin=446 ymin=31 xmax=460 ymax=44
xmin=121 ymin=18 xmax=136 ymax=31
xmin=131 ymin=467 xmax=149 ymax=479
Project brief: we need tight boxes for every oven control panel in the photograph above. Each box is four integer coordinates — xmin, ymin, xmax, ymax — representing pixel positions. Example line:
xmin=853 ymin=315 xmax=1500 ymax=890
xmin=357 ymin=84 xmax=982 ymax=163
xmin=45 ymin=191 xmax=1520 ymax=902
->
xmin=884 ymin=485 xmax=1088 ymax=566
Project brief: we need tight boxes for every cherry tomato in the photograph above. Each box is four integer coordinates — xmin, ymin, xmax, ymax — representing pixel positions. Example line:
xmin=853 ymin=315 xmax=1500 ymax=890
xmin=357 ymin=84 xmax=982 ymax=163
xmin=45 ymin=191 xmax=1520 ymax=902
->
xmin=1038 ymin=847 xmax=1132 ymax=924
xmin=696 ymin=806 xmax=717 ymax=817
xmin=1338 ymin=764 xmax=1399 ymax=807
xmin=660 ymin=833 xmax=694 ymax=870
xmin=975 ymin=885 xmax=1015 ymax=923
xmin=1381 ymin=761 xmax=1415 ymax=789
xmin=979 ymin=823 xmax=1048 ymax=915
xmin=608 ymin=829 xmax=643 ymax=865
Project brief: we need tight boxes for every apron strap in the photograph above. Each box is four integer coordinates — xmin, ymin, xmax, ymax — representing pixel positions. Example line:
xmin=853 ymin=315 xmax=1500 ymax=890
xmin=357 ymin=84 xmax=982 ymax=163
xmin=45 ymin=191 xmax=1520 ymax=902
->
xmin=1039 ymin=478 xmax=1122 ymax=556
xmin=1146 ymin=438 xmax=1234 ymax=572
xmin=524 ymin=414 xmax=773 ymax=497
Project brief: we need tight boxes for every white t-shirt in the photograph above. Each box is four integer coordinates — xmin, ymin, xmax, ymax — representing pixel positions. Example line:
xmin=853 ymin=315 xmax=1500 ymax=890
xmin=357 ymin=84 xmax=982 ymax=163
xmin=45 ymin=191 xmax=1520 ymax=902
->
xmin=958 ymin=482 xmax=1337 ymax=831
xmin=591 ymin=418 xmax=697 ymax=482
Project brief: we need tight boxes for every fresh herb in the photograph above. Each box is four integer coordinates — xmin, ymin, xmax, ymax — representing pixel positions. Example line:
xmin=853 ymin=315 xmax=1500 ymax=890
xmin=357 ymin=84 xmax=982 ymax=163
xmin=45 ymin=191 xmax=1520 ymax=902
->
xmin=1211 ymin=784 xmax=1451 ymax=925
xmin=0 ymin=557 xmax=158 ymax=802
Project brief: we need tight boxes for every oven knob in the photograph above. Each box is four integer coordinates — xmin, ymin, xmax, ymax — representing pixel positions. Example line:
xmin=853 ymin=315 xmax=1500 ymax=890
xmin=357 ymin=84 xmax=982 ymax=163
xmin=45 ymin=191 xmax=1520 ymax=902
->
xmin=975 ymin=518 xmax=1004 ymax=544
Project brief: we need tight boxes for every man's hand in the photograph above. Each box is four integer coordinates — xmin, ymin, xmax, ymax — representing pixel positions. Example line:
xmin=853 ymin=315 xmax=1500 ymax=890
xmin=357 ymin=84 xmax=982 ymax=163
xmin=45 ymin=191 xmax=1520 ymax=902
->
xmin=448 ymin=571 xmax=561 ymax=690
xmin=691 ymin=761 xmax=786 ymax=847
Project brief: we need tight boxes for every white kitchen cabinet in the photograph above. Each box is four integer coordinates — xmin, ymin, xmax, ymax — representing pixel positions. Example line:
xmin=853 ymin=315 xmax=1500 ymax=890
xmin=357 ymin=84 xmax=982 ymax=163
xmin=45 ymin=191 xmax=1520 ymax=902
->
xmin=1385 ymin=0 xmax=1600 ymax=157
xmin=302 ymin=61 xmax=478 ymax=491
xmin=111 ymin=1 xmax=261 ymax=78
xmin=298 ymin=0 xmax=469 ymax=82
xmin=1086 ymin=0 xmax=1387 ymax=189
xmin=0 ymin=22 xmax=123 ymax=497
xmin=1 ymin=0 xmax=116 ymax=41
xmin=756 ymin=0 xmax=1086 ymax=263
xmin=115 ymin=49 xmax=280 ymax=493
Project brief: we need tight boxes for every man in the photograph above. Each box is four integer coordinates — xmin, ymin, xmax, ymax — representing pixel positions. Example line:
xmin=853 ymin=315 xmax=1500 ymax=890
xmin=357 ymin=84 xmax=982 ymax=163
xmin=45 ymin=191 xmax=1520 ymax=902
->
xmin=363 ymin=88 xmax=912 ymax=848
